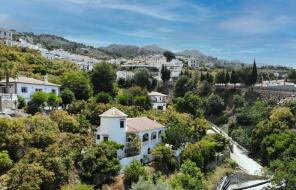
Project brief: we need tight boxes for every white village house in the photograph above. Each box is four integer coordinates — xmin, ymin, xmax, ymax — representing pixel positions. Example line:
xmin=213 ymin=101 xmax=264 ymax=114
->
xmin=148 ymin=91 xmax=168 ymax=111
xmin=0 ymin=76 xmax=60 ymax=102
xmin=96 ymin=107 xmax=165 ymax=164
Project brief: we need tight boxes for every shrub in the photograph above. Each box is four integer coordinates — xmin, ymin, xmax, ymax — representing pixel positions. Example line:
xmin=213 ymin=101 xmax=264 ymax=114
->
xmin=61 ymin=184 xmax=94 ymax=190
xmin=0 ymin=151 xmax=13 ymax=174
xmin=206 ymin=94 xmax=225 ymax=116
xmin=124 ymin=160 xmax=146 ymax=186
xmin=94 ymin=92 xmax=112 ymax=104
xmin=151 ymin=144 xmax=177 ymax=173
xmin=31 ymin=91 xmax=48 ymax=106
xmin=233 ymin=95 xmax=244 ymax=107
xmin=17 ymin=96 xmax=26 ymax=109
xmin=50 ymin=110 xmax=80 ymax=133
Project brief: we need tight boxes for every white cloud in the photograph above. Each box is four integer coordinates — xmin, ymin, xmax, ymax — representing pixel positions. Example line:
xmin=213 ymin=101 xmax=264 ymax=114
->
xmin=219 ymin=15 xmax=291 ymax=34
xmin=95 ymin=1 xmax=178 ymax=21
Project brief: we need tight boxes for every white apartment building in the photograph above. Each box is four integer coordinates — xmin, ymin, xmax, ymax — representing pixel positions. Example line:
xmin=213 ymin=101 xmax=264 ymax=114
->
xmin=0 ymin=28 xmax=13 ymax=45
xmin=188 ymin=58 xmax=200 ymax=68
xmin=96 ymin=107 xmax=165 ymax=159
xmin=0 ymin=76 xmax=60 ymax=102
xmin=148 ymin=91 xmax=168 ymax=111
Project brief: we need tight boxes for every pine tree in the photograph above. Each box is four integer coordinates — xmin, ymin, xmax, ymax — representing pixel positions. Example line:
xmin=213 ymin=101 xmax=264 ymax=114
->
xmin=251 ymin=59 xmax=258 ymax=85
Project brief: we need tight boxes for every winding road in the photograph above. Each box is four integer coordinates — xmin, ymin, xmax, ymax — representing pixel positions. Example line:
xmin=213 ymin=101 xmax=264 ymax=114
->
xmin=209 ymin=122 xmax=271 ymax=189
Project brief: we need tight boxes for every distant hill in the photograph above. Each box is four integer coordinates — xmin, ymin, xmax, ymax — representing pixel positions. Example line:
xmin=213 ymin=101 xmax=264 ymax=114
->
xmin=13 ymin=31 xmax=247 ymax=67
xmin=102 ymin=44 xmax=155 ymax=58
xmin=178 ymin=49 xmax=206 ymax=58
xmin=142 ymin=44 xmax=168 ymax=54
xmin=13 ymin=32 xmax=112 ymax=59
xmin=178 ymin=49 xmax=245 ymax=68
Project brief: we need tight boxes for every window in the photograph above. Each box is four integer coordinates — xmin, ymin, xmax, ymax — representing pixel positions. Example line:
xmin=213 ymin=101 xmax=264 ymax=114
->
xmin=21 ymin=87 xmax=28 ymax=93
xmin=103 ymin=136 xmax=109 ymax=141
xmin=142 ymin=133 xmax=149 ymax=142
xmin=96 ymin=135 xmax=100 ymax=140
xmin=51 ymin=89 xmax=56 ymax=94
xmin=35 ymin=89 xmax=42 ymax=92
xmin=151 ymin=132 xmax=157 ymax=140
xmin=148 ymin=148 xmax=151 ymax=154
xmin=120 ymin=120 xmax=125 ymax=128
xmin=1 ymin=87 xmax=6 ymax=93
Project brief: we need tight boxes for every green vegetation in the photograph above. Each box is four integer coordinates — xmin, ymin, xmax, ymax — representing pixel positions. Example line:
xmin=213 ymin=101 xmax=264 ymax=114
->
xmin=90 ymin=62 xmax=116 ymax=95
xmin=161 ymin=65 xmax=171 ymax=83
xmin=0 ymin=44 xmax=79 ymax=83
xmin=124 ymin=160 xmax=146 ymax=186
xmin=61 ymin=71 xmax=93 ymax=100
xmin=0 ymin=42 xmax=294 ymax=189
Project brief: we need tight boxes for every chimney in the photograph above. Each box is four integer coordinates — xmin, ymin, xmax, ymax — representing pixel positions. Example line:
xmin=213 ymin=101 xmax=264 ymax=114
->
xmin=44 ymin=74 xmax=48 ymax=84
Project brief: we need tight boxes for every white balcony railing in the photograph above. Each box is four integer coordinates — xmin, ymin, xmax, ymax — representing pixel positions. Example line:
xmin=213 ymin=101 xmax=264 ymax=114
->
xmin=0 ymin=93 xmax=17 ymax=101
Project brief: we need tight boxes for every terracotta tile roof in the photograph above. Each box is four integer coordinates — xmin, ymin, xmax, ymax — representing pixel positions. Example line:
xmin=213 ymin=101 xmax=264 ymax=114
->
xmin=127 ymin=117 xmax=165 ymax=133
xmin=148 ymin=91 xmax=167 ymax=97
xmin=100 ymin=107 xmax=128 ymax=117
xmin=0 ymin=76 xmax=60 ymax=86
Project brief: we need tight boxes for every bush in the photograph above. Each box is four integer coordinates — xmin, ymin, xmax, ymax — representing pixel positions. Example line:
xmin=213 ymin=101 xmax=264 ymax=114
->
xmin=217 ymin=115 xmax=228 ymax=125
xmin=26 ymin=101 xmax=42 ymax=115
xmin=17 ymin=96 xmax=26 ymax=109
xmin=151 ymin=144 xmax=177 ymax=173
xmin=94 ymin=92 xmax=112 ymax=104
xmin=124 ymin=160 xmax=146 ymax=186
xmin=133 ymin=96 xmax=151 ymax=110
xmin=61 ymin=184 xmax=94 ymax=190
xmin=0 ymin=151 xmax=13 ymax=174
xmin=130 ymin=177 xmax=172 ymax=190
xmin=31 ymin=91 xmax=48 ymax=106
xmin=233 ymin=95 xmax=244 ymax=108
xmin=117 ymin=94 xmax=129 ymax=106
xmin=206 ymin=94 xmax=225 ymax=116
xmin=169 ymin=160 xmax=203 ymax=190
xmin=47 ymin=92 xmax=61 ymax=109
xmin=50 ymin=110 xmax=80 ymax=133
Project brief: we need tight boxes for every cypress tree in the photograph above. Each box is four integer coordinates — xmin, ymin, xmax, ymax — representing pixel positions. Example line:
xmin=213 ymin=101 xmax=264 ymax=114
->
xmin=200 ymin=72 xmax=205 ymax=81
xmin=225 ymin=71 xmax=230 ymax=84
xmin=230 ymin=71 xmax=237 ymax=84
xmin=251 ymin=59 xmax=258 ymax=85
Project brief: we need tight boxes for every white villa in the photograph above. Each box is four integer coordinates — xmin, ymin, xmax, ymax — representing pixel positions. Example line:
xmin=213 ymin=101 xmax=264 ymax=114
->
xmin=96 ymin=107 xmax=165 ymax=160
xmin=148 ymin=91 xmax=168 ymax=111
xmin=0 ymin=76 xmax=60 ymax=102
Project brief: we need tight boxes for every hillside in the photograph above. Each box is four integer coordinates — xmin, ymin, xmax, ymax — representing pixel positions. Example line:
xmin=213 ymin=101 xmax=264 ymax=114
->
xmin=0 ymin=44 xmax=79 ymax=83
xmin=13 ymin=32 xmax=112 ymax=59
xmin=13 ymin=31 xmax=246 ymax=67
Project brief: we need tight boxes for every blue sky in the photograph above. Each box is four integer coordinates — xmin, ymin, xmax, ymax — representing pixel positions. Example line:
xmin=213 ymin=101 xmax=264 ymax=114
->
xmin=0 ymin=0 xmax=296 ymax=67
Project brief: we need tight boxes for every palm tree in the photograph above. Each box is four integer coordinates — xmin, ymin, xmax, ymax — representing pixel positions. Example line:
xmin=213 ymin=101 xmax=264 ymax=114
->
xmin=0 ymin=54 xmax=18 ymax=93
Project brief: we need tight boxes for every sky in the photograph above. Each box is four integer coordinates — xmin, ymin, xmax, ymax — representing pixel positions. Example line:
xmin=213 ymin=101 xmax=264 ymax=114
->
xmin=0 ymin=0 xmax=296 ymax=67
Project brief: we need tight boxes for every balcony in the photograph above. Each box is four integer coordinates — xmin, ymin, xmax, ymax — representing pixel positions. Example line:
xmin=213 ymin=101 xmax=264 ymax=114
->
xmin=0 ymin=93 xmax=17 ymax=101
